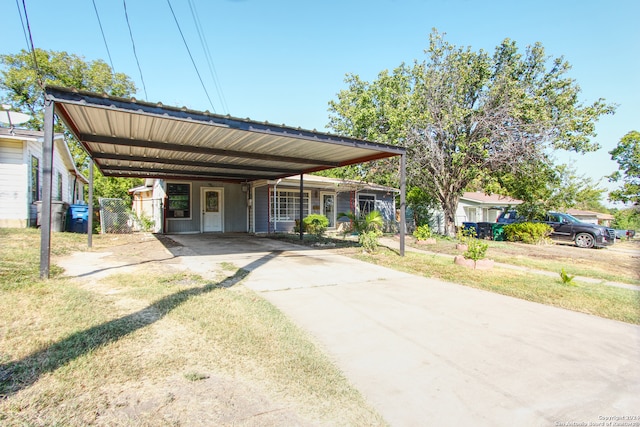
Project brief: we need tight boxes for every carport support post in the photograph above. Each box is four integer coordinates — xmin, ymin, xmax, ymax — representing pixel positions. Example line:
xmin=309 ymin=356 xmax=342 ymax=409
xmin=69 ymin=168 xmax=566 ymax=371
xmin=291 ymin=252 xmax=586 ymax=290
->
xmin=400 ymin=153 xmax=406 ymax=256
xmin=40 ymin=97 xmax=55 ymax=279
xmin=87 ymin=159 xmax=93 ymax=248
xmin=299 ymin=174 xmax=304 ymax=241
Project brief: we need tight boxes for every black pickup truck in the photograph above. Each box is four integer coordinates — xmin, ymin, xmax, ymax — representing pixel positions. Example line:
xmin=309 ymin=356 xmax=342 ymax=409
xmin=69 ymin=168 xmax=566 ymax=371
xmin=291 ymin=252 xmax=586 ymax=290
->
xmin=497 ymin=211 xmax=616 ymax=249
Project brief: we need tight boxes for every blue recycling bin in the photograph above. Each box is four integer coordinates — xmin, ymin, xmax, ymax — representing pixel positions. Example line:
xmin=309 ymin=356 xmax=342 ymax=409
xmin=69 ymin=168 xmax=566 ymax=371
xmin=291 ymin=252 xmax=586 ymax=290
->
xmin=66 ymin=204 xmax=89 ymax=233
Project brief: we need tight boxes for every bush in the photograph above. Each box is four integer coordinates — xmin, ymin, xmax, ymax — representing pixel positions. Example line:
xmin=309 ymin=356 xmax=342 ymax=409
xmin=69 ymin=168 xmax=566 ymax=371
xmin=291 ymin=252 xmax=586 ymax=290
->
xmin=359 ymin=230 xmax=382 ymax=253
xmin=503 ymin=222 xmax=552 ymax=244
xmin=413 ymin=224 xmax=433 ymax=240
xmin=303 ymin=214 xmax=329 ymax=237
xmin=464 ymin=239 xmax=489 ymax=261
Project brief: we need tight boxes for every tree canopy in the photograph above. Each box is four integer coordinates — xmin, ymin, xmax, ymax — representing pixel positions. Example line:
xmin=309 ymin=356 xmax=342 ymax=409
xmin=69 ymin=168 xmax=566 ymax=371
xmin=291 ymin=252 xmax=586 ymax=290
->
xmin=608 ymin=130 xmax=640 ymax=204
xmin=327 ymin=30 xmax=615 ymax=234
xmin=1 ymin=49 xmax=136 ymax=133
xmin=0 ymin=49 xmax=141 ymax=201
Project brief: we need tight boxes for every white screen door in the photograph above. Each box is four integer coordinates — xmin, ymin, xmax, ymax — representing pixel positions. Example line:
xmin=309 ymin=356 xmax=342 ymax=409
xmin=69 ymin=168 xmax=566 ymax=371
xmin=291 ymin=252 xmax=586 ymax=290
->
xmin=202 ymin=188 xmax=223 ymax=232
xmin=321 ymin=192 xmax=336 ymax=228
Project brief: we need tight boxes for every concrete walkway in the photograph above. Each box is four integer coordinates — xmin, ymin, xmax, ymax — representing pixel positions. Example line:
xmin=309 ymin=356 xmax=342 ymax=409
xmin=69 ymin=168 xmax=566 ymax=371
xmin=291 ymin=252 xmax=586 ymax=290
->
xmin=167 ymin=234 xmax=640 ymax=427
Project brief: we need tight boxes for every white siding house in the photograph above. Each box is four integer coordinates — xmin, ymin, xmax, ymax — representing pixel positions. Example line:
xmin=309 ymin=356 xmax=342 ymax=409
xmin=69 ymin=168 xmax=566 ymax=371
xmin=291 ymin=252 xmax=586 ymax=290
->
xmin=455 ymin=192 xmax=523 ymax=225
xmin=0 ymin=127 xmax=87 ymax=228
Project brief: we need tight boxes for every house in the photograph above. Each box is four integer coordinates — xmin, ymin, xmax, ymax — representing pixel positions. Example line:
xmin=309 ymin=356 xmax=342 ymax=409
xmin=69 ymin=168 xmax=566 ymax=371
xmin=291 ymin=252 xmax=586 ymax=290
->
xmin=0 ymin=127 xmax=87 ymax=228
xmin=567 ymin=209 xmax=614 ymax=227
xmin=455 ymin=192 xmax=522 ymax=225
xmin=130 ymin=175 xmax=399 ymax=234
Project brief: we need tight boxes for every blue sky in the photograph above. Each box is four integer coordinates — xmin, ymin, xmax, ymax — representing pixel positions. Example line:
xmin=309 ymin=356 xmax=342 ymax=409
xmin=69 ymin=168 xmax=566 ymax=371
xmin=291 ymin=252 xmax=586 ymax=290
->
xmin=5 ymin=0 xmax=639 ymax=202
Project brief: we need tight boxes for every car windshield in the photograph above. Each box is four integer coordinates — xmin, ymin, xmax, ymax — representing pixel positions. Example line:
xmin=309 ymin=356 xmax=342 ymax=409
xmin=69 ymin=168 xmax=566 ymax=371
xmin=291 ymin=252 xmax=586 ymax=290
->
xmin=559 ymin=213 xmax=582 ymax=224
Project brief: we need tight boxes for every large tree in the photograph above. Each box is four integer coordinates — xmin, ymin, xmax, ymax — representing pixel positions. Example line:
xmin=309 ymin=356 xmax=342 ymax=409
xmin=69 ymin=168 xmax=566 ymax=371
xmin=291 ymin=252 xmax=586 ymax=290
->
xmin=0 ymin=49 xmax=140 ymax=200
xmin=608 ymin=130 xmax=640 ymax=204
xmin=496 ymin=162 xmax=608 ymax=219
xmin=328 ymin=30 xmax=615 ymax=235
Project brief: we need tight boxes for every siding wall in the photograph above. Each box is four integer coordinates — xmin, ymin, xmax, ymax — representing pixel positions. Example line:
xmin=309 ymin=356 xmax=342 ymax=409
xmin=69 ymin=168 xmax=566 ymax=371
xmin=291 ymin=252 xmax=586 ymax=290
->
xmin=253 ymin=186 xmax=397 ymax=233
xmin=165 ymin=181 xmax=247 ymax=233
xmin=0 ymin=140 xmax=28 ymax=227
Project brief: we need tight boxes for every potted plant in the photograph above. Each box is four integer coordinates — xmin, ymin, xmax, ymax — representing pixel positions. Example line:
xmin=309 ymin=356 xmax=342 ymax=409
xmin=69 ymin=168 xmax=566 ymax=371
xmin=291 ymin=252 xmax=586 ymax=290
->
xmin=413 ymin=224 xmax=436 ymax=244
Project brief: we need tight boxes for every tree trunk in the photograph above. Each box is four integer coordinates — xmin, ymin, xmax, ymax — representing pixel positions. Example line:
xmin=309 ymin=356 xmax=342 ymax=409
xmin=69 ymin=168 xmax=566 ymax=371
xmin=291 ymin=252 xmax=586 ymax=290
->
xmin=442 ymin=193 xmax=459 ymax=237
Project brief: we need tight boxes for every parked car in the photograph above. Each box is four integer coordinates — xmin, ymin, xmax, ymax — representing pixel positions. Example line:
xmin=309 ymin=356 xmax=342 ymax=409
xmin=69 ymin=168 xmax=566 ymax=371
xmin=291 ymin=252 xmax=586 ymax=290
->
xmin=615 ymin=229 xmax=636 ymax=239
xmin=497 ymin=211 xmax=616 ymax=249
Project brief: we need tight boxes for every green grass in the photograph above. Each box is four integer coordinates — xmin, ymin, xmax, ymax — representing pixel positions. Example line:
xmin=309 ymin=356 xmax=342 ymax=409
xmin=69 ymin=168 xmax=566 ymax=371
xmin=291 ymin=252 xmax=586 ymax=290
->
xmin=352 ymin=247 xmax=640 ymax=324
xmin=0 ymin=229 xmax=385 ymax=426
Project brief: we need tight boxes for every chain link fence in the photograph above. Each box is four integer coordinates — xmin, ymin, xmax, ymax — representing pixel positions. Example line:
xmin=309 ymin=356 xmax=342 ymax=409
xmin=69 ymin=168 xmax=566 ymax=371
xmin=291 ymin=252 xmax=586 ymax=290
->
xmin=99 ymin=198 xmax=137 ymax=234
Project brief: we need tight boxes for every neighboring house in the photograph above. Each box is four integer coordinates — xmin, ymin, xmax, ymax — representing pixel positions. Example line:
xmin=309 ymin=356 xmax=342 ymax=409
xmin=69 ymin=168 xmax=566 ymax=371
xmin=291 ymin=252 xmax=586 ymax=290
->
xmin=130 ymin=175 xmax=399 ymax=234
xmin=567 ymin=209 xmax=614 ymax=227
xmin=0 ymin=127 xmax=87 ymax=228
xmin=455 ymin=192 xmax=523 ymax=225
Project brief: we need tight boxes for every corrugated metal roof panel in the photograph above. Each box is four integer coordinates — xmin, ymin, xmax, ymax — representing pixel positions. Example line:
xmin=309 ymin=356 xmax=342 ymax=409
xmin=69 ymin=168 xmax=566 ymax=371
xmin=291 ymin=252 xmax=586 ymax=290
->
xmin=47 ymin=86 xmax=404 ymax=182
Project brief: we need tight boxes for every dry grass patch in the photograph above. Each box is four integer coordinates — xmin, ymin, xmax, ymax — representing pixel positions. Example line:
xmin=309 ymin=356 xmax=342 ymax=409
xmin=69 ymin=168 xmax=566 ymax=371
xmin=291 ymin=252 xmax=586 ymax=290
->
xmin=0 ymin=229 xmax=385 ymax=426
xmin=347 ymin=247 xmax=640 ymax=325
xmin=405 ymin=237 xmax=640 ymax=285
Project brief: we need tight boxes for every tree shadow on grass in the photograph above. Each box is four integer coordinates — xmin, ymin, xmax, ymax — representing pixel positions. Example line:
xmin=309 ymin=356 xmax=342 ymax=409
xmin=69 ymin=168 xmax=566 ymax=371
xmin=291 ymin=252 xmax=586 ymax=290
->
xmin=0 ymin=250 xmax=279 ymax=399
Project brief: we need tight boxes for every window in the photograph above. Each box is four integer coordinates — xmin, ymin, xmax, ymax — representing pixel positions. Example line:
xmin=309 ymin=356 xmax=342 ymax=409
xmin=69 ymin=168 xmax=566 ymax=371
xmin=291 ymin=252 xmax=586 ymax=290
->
xmin=30 ymin=156 xmax=39 ymax=203
xmin=167 ymin=183 xmax=191 ymax=219
xmin=358 ymin=194 xmax=375 ymax=216
xmin=56 ymin=171 xmax=63 ymax=201
xmin=271 ymin=190 xmax=309 ymax=221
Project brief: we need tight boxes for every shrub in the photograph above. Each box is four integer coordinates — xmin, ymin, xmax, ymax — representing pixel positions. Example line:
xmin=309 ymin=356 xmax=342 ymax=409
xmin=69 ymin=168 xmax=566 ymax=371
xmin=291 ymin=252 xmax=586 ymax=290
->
xmin=413 ymin=224 xmax=433 ymax=240
xmin=303 ymin=214 xmax=329 ymax=237
xmin=464 ymin=239 xmax=489 ymax=261
xmin=359 ymin=230 xmax=382 ymax=253
xmin=456 ymin=225 xmax=476 ymax=244
xmin=503 ymin=222 xmax=552 ymax=244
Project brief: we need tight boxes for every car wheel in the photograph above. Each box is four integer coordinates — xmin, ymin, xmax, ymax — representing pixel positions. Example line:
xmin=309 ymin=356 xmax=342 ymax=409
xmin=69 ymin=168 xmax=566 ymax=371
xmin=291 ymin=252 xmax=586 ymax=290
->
xmin=575 ymin=233 xmax=595 ymax=249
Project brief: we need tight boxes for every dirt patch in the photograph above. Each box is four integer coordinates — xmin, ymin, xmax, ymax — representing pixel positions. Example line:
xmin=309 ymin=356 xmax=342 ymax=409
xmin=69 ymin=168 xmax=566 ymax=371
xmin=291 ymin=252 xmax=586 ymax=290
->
xmin=51 ymin=234 xmax=323 ymax=426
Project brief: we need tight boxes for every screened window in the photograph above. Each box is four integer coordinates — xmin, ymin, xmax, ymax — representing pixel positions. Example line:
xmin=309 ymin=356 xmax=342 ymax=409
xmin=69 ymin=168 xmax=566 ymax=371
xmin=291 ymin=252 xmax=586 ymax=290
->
xmin=55 ymin=171 xmax=63 ymax=201
xmin=271 ymin=190 xmax=309 ymax=221
xmin=30 ymin=156 xmax=39 ymax=203
xmin=167 ymin=183 xmax=191 ymax=219
xmin=358 ymin=194 xmax=375 ymax=216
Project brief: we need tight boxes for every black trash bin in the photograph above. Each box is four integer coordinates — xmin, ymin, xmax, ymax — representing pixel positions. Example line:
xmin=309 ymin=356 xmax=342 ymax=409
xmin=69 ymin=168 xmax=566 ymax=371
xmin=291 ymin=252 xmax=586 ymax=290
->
xmin=35 ymin=200 xmax=69 ymax=232
xmin=66 ymin=204 xmax=89 ymax=233
xmin=476 ymin=222 xmax=494 ymax=240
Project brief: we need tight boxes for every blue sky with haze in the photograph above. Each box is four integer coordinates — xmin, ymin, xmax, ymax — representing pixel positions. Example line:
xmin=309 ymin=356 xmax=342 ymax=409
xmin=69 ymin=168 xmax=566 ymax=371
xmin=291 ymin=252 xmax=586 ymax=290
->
xmin=5 ymin=0 xmax=639 ymax=201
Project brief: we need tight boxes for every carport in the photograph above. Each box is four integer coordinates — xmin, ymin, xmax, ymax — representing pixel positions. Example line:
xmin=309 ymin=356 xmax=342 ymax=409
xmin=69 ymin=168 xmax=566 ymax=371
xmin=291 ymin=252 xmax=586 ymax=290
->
xmin=38 ymin=86 xmax=407 ymax=278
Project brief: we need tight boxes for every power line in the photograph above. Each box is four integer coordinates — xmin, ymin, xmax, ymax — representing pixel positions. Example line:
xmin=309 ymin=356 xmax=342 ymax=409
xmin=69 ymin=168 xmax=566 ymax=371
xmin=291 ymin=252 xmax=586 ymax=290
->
xmin=19 ymin=0 xmax=44 ymax=90
xmin=166 ymin=0 xmax=216 ymax=113
xmin=122 ymin=0 xmax=148 ymax=100
xmin=187 ymin=0 xmax=229 ymax=114
xmin=92 ymin=0 xmax=115 ymax=73
xmin=14 ymin=0 xmax=30 ymax=50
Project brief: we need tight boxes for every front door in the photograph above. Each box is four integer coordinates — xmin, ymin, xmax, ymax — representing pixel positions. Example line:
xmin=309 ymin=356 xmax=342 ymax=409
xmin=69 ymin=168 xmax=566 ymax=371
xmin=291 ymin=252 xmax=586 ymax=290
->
xmin=321 ymin=192 xmax=336 ymax=228
xmin=201 ymin=188 xmax=223 ymax=232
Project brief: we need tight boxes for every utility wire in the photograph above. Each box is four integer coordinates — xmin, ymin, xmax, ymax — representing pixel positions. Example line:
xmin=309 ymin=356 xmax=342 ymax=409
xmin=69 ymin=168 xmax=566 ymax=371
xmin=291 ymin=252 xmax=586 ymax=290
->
xmin=187 ymin=0 xmax=229 ymax=114
xmin=92 ymin=0 xmax=115 ymax=73
xmin=166 ymin=0 xmax=216 ymax=113
xmin=20 ymin=0 xmax=44 ymax=90
xmin=14 ymin=0 xmax=31 ymax=50
xmin=123 ymin=0 xmax=148 ymax=100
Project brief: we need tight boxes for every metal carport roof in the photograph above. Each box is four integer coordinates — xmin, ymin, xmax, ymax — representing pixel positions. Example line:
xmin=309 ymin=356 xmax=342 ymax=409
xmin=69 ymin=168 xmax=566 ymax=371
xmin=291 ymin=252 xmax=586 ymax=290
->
xmin=45 ymin=86 xmax=405 ymax=182
xmin=38 ymin=86 xmax=407 ymax=278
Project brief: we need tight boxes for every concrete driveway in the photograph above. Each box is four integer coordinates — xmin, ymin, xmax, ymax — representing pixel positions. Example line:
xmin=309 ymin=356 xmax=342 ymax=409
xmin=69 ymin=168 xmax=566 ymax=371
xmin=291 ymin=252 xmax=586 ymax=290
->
xmin=167 ymin=234 xmax=640 ymax=427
